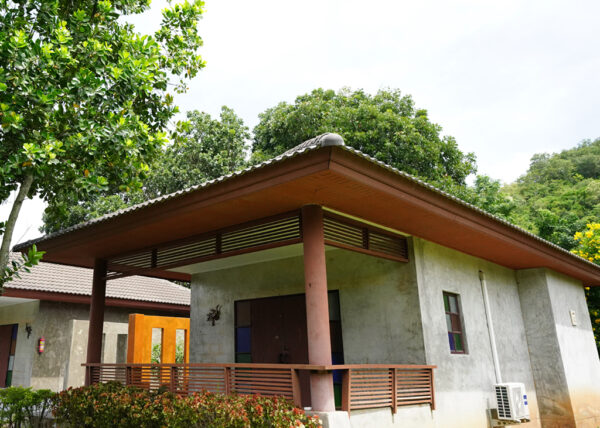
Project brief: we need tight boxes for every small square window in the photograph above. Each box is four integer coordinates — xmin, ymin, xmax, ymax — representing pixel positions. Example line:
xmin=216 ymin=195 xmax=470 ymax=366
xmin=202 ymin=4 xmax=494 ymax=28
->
xmin=443 ymin=292 xmax=466 ymax=354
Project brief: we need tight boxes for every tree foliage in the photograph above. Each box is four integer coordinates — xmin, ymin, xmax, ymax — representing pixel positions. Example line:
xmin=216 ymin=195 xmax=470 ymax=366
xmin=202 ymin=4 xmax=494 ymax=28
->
xmin=502 ymin=139 xmax=600 ymax=352
xmin=0 ymin=0 xmax=205 ymax=282
xmin=449 ymin=175 xmax=517 ymax=221
xmin=145 ymin=107 xmax=249 ymax=198
xmin=504 ymin=138 xmax=600 ymax=249
xmin=252 ymin=88 xmax=477 ymax=189
xmin=571 ymin=223 xmax=600 ymax=352
xmin=42 ymin=107 xmax=249 ymax=233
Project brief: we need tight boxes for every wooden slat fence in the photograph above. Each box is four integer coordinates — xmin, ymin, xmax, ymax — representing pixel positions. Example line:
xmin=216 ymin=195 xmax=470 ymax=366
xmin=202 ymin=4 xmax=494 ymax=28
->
xmin=86 ymin=363 xmax=301 ymax=405
xmin=84 ymin=363 xmax=435 ymax=413
xmin=340 ymin=365 xmax=436 ymax=413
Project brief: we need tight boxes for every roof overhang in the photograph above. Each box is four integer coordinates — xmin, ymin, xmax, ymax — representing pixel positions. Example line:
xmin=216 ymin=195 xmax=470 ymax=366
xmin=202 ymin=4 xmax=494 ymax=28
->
xmin=2 ymin=288 xmax=190 ymax=314
xmin=14 ymin=145 xmax=600 ymax=286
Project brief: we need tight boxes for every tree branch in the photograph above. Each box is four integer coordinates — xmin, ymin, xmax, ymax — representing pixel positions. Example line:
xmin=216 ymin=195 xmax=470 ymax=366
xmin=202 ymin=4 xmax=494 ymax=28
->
xmin=0 ymin=173 xmax=34 ymax=276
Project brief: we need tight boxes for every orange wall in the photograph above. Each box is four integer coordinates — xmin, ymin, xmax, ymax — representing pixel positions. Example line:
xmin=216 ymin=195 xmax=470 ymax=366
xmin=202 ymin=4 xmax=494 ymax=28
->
xmin=127 ymin=314 xmax=190 ymax=364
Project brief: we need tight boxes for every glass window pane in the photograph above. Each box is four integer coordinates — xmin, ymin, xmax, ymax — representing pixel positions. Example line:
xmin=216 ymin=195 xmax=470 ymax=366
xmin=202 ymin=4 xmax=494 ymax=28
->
xmin=449 ymin=295 xmax=458 ymax=313
xmin=448 ymin=332 xmax=455 ymax=351
xmin=328 ymin=291 xmax=341 ymax=321
xmin=330 ymin=322 xmax=343 ymax=353
xmin=454 ymin=333 xmax=463 ymax=351
xmin=236 ymin=327 xmax=251 ymax=353
xmin=332 ymin=369 xmax=343 ymax=384
xmin=450 ymin=314 xmax=461 ymax=332
xmin=443 ymin=294 xmax=449 ymax=312
xmin=235 ymin=353 xmax=252 ymax=363
xmin=236 ymin=301 xmax=251 ymax=327
xmin=446 ymin=314 xmax=452 ymax=332
xmin=331 ymin=352 xmax=344 ymax=365
xmin=334 ymin=383 xmax=342 ymax=409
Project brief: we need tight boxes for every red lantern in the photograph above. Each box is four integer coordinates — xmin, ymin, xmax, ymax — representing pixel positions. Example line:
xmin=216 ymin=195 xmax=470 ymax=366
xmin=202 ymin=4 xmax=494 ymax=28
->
xmin=37 ymin=337 xmax=45 ymax=354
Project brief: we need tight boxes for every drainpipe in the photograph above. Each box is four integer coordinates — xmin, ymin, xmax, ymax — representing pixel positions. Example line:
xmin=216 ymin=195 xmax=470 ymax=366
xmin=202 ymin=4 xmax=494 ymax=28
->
xmin=479 ymin=270 xmax=502 ymax=384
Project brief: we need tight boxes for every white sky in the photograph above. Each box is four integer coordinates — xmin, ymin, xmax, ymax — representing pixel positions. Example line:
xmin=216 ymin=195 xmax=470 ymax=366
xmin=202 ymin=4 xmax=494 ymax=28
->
xmin=3 ymin=0 xmax=600 ymax=246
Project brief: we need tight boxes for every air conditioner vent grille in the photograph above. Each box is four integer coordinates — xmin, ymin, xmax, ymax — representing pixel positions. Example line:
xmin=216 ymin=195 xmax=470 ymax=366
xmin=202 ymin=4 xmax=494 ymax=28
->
xmin=496 ymin=385 xmax=511 ymax=419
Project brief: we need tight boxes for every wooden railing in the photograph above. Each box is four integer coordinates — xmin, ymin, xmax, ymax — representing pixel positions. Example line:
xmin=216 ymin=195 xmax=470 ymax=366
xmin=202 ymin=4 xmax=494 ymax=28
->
xmin=84 ymin=363 xmax=435 ymax=413
xmin=340 ymin=365 xmax=436 ymax=413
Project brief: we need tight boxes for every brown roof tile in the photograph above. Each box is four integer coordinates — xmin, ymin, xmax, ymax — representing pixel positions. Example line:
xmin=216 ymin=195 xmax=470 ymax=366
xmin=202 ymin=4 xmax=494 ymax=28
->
xmin=4 ymin=253 xmax=190 ymax=306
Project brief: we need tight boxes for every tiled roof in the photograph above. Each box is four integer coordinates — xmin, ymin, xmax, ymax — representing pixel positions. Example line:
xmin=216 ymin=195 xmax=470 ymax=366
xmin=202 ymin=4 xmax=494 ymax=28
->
xmin=4 ymin=254 xmax=190 ymax=306
xmin=14 ymin=133 xmax=345 ymax=250
xmin=12 ymin=133 xmax=599 ymax=272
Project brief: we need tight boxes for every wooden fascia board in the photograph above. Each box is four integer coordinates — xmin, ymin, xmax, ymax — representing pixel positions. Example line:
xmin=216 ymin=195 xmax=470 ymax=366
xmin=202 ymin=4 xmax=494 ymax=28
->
xmin=28 ymin=149 xmax=333 ymax=259
xmin=2 ymin=288 xmax=190 ymax=314
xmin=328 ymin=148 xmax=600 ymax=285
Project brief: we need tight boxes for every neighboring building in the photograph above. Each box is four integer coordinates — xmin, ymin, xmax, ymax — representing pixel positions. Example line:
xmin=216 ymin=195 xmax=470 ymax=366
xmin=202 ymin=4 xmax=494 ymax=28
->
xmin=0 ymin=256 xmax=189 ymax=391
xmin=13 ymin=134 xmax=600 ymax=428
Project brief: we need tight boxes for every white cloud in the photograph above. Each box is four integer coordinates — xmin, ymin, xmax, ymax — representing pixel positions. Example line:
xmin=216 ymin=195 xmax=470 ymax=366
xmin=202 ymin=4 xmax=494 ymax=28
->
xmin=4 ymin=0 xmax=600 ymax=243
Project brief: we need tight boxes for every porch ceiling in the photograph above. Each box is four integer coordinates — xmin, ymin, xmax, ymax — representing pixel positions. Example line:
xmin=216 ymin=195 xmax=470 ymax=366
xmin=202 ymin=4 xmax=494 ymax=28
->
xmin=14 ymin=144 xmax=600 ymax=286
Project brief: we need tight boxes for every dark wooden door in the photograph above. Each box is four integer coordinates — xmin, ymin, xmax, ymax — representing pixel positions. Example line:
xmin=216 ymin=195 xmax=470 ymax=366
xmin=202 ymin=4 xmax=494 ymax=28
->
xmin=0 ymin=324 xmax=14 ymax=388
xmin=250 ymin=294 xmax=311 ymax=406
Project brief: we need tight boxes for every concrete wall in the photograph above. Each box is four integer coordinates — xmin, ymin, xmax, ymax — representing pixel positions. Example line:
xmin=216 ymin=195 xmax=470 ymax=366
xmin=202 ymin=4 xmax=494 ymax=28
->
xmin=0 ymin=299 xmax=39 ymax=387
xmin=1 ymin=298 xmax=187 ymax=392
xmin=189 ymin=236 xmax=600 ymax=428
xmin=405 ymin=238 xmax=542 ymax=428
xmin=349 ymin=406 xmax=434 ymax=428
xmin=65 ymin=319 xmax=129 ymax=389
xmin=190 ymin=245 xmax=426 ymax=366
xmin=518 ymin=268 xmax=600 ymax=428
xmin=27 ymin=301 xmax=132 ymax=391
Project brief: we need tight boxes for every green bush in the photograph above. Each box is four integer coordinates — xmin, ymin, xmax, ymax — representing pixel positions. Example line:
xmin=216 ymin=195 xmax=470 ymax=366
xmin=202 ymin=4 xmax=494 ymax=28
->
xmin=151 ymin=342 xmax=185 ymax=364
xmin=54 ymin=381 xmax=322 ymax=428
xmin=0 ymin=386 xmax=55 ymax=428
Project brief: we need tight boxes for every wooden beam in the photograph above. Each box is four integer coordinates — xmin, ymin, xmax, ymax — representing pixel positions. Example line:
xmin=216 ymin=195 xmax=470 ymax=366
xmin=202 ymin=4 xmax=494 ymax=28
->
xmin=85 ymin=259 xmax=107 ymax=385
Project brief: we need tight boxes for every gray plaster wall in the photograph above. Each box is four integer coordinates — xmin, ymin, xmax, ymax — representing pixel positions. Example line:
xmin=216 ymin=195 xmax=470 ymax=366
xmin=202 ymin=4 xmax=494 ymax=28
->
xmin=190 ymin=245 xmax=426 ymax=366
xmin=3 ymin=298 xmax=188 ymax=391
xmin=518 ymin=268 xmax=600 ymax=428
xmin=0 ymin=300 xmax=39 ymax=387
xmin=27 ymin=301 xmax=132 ymax=391
xmin=190 ymin=236 xmax=600 ymax=428
xmin=65 ymin=319 xmax=129 ymax=389
xmin=412 ymin=238 xmax=541 ymax=428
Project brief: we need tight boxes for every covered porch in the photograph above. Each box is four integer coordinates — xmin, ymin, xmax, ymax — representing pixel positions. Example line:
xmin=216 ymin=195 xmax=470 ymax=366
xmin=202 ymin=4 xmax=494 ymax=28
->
xmin=81 ymin=204 xmax=436 ymax=415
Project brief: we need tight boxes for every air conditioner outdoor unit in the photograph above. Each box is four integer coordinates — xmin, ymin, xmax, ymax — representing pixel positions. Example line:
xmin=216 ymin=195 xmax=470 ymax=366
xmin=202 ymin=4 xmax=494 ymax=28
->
xmin=494 ymin=383 xmax=530 ymax=423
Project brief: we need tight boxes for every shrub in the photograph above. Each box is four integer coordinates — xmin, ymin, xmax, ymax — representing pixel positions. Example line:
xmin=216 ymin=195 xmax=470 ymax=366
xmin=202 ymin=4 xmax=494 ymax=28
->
xmin=54 ymin=381 xmax=322 ymax=428
xmin=0 ymin=386 xmax=55 ymax=428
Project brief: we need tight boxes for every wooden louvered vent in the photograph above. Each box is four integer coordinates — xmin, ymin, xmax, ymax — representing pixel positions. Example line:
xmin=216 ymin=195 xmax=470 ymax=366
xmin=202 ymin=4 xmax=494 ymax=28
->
xmin=107 ymin=212 xmax=302 ymax=279
xmin=323 ymin=214 xmax=408 ymax=262
xmin=106 ymin=210 xmax=407 ymax=280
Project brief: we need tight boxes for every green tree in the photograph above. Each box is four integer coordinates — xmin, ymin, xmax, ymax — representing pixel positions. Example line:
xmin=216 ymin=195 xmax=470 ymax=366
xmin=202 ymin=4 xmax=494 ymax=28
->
xmin=144 ymin=107 xmax=249 ymax=198
xmin=252 ymin=88 xmax=477 ymax=189
xmin=504 ymin=138 xmax=600 ymax=249
xmin=0 ymin=0 xmax=205 ymax=284
xmin=571 ymin=223 xmax=600 ymax=353
xmin=449 ymin=175 xmax=517 ymax=221
xmin=42 ymin=106 xmax=249 ymax=233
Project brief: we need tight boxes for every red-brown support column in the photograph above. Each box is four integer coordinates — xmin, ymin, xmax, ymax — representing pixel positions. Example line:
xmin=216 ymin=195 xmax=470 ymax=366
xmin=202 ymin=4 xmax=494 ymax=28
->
xmin=85 ymin=258 xmax=107 ymax=386
xmin=301 ymin=205 xmax=335 ymax=412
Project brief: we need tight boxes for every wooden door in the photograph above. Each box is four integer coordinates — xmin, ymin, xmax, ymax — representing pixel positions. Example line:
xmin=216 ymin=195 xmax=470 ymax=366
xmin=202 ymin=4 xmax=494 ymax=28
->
xmin=0 ymin=324 xmax=15 ymax=388
xmin=235 ymin=291 xmax=344 ymax=408
xmin=250 ymin=294 xmax=311 ymax=406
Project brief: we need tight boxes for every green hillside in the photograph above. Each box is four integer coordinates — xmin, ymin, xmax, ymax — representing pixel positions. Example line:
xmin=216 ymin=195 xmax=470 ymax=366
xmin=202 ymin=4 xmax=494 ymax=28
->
xmin=502 ymin=138 xmax=600 ymax=351
xmin=504 ymin=138 xmax=600 ymax=250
